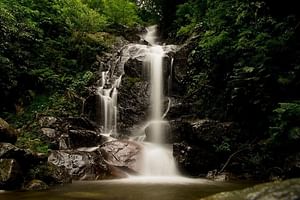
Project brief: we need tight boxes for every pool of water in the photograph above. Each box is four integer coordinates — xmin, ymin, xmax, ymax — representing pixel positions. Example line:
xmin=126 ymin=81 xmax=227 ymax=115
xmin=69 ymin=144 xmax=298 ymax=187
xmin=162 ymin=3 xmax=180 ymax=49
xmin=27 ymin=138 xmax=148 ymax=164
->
xmin=0 ymin=177 xmax=255 ymax=200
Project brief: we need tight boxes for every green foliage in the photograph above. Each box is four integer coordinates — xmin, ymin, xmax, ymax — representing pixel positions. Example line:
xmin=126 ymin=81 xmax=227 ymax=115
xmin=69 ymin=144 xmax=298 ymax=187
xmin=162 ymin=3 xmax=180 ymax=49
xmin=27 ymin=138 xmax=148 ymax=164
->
xmin=269 ymin=102 xmax=300 ymax=139
xmin=54 ymin=0 xmax=107 ymax=32
xmin=16 ymin=131 xmax=48 ymax=153
xmin=103 ymin=0 xmax=141 ymax=27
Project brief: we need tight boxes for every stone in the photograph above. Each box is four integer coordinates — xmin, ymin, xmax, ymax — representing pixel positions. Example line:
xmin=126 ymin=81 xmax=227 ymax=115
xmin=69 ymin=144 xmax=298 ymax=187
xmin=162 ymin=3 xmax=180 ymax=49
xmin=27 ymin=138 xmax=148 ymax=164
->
xmin=24 ymin=179 xmax=49 ymax=191
xmin=0 ymin=118 xmax=17 ymax=144
xmin=48 ymin=149 xmax=111 ymax=180
xmin=100 ymin=140 xmax=143 ymax=174
xmin=43 ymin=163 xmax=72 ymax=185
xmin=0 ymin=159 xmax=23 ymax=190
xmin=201 ymin=178 xmax=300 ymax=200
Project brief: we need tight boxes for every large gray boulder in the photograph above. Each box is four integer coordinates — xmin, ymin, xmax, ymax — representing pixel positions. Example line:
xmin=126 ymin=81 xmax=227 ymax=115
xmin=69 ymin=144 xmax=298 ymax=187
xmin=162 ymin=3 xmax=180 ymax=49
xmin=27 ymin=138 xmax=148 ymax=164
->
xmin=100 ymin=140 xmax=143 ymax=174
xmin=48 ymin=149 xmax=110 ymax=180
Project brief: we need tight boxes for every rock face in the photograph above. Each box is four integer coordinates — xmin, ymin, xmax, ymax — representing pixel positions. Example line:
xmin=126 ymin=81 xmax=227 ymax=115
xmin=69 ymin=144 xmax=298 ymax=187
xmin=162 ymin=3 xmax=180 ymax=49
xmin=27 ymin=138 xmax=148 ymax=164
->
xmin=100 ymin=140 xmax=142 ymax=174
xmin=118 ymin=76 xmax=150 ymax=135
xmin=0 ymin=159 xmax=23 ymax=190
xmin=201 ymin=178 xmax=300 ymax=200
xmin=39 ymin=116 xmax=103 ymax=150
xmin=171 ymin=119 xmax=238 ymax=176
xmin=48 ymin=149 xmax=110 ymax=180
xmin=0 ymin=118 xmax=17 ymax=144
xmin=48 ymin=140 xmax=143 ymax=180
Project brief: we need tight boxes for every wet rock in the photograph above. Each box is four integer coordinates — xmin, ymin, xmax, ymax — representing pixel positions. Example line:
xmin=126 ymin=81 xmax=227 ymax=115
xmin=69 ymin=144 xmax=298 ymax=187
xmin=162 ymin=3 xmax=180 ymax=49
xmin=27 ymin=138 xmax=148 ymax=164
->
xmin=0 ymin=118 xmax=17 ymax=144
xmin=171 ymin=38 xmax=197 ymax=96
xmin=48 ymin=149 xmax=111 ymax=180
xmin=100 ymin=140 xmax=142 ymax=174
xmin=42 ymin=163 xmax=72 ymax=185
xmin=201 ymin=178 xmax=300 ymax=200
xmin=38 ymin=116 xmax=57 ymax=128
xmin=118 ymin=79 xmax=150 ymax=134
xmin=0 ymin=159 xmax=23 ymax=190
xmin=124 ymin=58 xmax=144 ymax=78
xmin=24 ymin=179 xmax=49 ymax=191
xmin=68 ymin=130 xmax=102 ymax=148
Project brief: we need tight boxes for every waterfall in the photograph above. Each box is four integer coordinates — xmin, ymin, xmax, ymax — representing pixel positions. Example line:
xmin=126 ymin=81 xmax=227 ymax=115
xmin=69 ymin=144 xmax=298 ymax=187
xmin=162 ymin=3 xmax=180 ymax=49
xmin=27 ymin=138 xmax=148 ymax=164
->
xmin=96 ymin=25 xmax=178 ymax=177
xmin=140 ymin=27 xmax=178 ymax=177
xmin=96 ymin=71 xmax=120 ymax=135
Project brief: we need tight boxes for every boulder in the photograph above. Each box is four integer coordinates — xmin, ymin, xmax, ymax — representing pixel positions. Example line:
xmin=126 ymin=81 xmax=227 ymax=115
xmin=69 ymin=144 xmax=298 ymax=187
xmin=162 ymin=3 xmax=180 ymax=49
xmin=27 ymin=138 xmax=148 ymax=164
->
xmin=48 ymin=149 xmax=111 ymax=180
xmin=24 ymin=179 xmax=49 ymax=191
xmin=171 ymin=119 xmax=239 ymax=176
xmin=100 ymin=140 xmax=143 ymax=174
xmin=0 ymin=118 xmax=17 ymax=144
xmin=201 ymin=178 xmax=300 ymax=200
xmin=0 ymin=159 xmax=23 ymax=190
xmin=25 ymin=162 xmax=71 ymax=186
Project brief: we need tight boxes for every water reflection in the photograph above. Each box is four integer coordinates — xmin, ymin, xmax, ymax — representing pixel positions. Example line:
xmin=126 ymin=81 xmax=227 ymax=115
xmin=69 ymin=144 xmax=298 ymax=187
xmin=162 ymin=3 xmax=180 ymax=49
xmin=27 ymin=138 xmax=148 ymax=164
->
xmin=0 ymin=178 xmax=255 ymax=200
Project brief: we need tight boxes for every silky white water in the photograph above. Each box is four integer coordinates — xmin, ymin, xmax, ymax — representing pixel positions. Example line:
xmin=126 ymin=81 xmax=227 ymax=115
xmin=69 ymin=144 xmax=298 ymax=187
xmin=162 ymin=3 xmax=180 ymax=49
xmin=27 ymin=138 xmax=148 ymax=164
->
xmin=96 ymin=25 xmax=178 ymax=177
xmin=139 ymin=26 xmax=178 ymax=177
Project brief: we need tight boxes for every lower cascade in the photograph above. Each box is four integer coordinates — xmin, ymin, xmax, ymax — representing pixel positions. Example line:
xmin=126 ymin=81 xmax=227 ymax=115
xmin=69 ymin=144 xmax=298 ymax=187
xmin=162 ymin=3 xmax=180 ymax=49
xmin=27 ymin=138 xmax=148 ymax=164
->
xmin=96 ymin=25 xmax=179 ymax=177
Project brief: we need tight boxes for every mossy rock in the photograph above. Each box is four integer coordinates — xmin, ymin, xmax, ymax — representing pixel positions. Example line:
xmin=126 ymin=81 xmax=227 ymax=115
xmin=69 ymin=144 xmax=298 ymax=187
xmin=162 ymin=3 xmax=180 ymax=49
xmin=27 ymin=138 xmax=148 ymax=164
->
xmin=0 ymin=118 xmax=18 ymax=144
xmin=0 ymin=159 xmax=23 ymax=190
xmin=201 ymin=178 xmax=300 ymax=200
xmin=24 ymin=179 xmax=49 ymax=191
